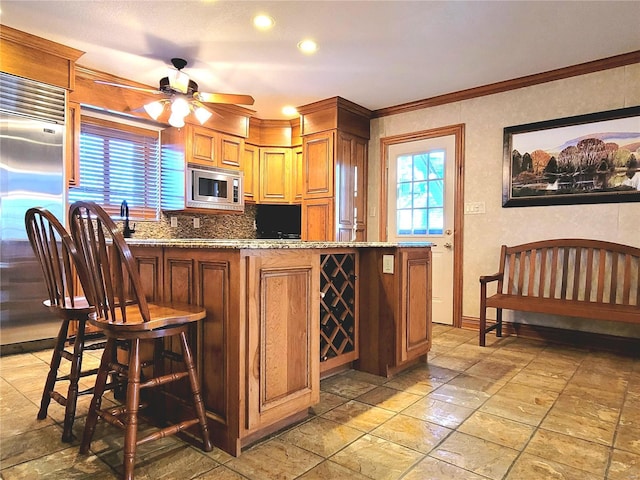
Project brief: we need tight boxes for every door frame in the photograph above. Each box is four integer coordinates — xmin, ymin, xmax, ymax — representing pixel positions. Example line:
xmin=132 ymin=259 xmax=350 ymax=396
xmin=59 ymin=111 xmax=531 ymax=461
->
xmin=379 ymin=124 xmax=465 ymax=327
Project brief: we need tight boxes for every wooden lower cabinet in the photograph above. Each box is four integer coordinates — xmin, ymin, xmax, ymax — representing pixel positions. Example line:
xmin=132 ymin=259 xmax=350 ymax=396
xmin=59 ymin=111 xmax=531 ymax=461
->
xmin=357 ymin=247 xmax=432 ymax=377
xmin=244 ymin=250 xmax=320 ymax=431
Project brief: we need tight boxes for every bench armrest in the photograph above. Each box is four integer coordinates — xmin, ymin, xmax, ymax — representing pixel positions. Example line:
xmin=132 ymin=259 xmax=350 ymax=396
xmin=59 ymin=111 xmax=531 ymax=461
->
xmin=480 ymin=273 xmax=502 ymax=285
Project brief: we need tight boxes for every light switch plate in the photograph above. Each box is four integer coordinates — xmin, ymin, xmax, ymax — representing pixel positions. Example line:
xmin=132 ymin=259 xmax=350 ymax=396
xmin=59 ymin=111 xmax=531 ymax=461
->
xmin=193 ymin=217 xmax=200 ymax=228
xmin=170 ymin=217 xmax=178 ymax=227
xmin=382 ymin=254 xmax=394 ymax=274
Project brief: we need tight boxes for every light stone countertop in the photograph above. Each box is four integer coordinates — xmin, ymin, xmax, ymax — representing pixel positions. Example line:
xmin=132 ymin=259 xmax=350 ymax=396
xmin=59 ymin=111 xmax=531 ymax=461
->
xmin=125 ymin=238 xmax=433 ymax=249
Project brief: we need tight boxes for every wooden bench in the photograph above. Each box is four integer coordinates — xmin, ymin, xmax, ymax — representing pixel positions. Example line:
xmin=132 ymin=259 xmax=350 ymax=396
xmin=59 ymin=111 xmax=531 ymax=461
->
xmin=479 ymin=239 xmax=640 ymax=346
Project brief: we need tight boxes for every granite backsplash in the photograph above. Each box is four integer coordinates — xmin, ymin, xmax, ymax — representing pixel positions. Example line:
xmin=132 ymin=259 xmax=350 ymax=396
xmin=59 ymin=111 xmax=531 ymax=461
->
xmin=122 ymin=204 xmax=257 ymax=240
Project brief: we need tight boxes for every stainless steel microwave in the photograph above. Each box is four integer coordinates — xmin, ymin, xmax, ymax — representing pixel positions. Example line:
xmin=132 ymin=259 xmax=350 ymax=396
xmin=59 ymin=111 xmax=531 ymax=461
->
xmin=186 ymin=164 xmax=244 ymax=211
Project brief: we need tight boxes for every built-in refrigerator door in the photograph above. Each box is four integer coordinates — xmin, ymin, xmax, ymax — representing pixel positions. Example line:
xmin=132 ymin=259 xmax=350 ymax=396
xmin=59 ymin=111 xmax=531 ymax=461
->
xmin=0 ymin=113 xmax=65 ymax=348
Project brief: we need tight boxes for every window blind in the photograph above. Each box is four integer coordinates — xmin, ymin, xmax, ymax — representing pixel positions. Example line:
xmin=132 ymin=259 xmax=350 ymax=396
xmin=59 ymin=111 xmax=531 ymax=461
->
xmin=69 ymin=116 xmax=161 ymax=220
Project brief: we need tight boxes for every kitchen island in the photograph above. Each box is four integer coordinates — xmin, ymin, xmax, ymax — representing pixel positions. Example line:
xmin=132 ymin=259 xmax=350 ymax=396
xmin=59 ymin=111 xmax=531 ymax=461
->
xmin=126 ymin=239 xmax=432 ymax=456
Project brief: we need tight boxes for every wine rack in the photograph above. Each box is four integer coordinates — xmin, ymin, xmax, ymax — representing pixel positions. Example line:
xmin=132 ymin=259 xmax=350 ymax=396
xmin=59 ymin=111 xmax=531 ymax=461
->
xmin=320 ymin=252 xmax=358 ymax=371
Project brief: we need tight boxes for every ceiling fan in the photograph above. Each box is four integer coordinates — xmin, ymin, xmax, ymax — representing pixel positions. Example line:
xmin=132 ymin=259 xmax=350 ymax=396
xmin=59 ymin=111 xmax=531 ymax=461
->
xmin=95 ymin=58 xmax=255 ymax=127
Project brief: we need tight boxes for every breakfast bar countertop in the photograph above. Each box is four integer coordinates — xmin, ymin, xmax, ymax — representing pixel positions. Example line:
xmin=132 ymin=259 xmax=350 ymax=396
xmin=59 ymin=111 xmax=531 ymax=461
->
xmin=124 ymin=238 xmax=433 ymax=249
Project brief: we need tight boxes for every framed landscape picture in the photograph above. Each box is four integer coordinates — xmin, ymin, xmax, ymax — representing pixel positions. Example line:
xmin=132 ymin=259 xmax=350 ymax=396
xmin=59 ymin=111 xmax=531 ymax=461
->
xmin=502 ymin=106 xmax=640 ymax=207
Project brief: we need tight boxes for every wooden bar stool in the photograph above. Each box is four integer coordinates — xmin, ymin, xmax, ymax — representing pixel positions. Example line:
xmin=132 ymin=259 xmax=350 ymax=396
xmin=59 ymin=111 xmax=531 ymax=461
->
xmin=25 ymin=207 xmax=104 ymax=442
xmin=69 ymin=201 xmax=212 ymax=480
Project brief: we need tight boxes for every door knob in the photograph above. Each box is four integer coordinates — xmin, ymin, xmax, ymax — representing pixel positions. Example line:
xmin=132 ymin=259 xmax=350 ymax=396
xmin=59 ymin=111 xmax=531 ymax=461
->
xmin=444 ymin=242 xmax=453 ymax=249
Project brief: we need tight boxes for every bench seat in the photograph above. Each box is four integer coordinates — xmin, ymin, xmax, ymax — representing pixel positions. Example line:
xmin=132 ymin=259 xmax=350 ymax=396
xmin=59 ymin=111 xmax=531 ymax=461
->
xmin=479 ymin=239 xmax=640 ymax=346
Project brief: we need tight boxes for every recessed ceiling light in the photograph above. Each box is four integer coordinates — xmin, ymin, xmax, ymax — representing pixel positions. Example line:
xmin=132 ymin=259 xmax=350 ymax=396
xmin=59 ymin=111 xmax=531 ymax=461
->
xmin=253 ymin=14 xmax=275 ymax=30
xmin=282 ymin=106 xmax=298 ymax=116
xmin=297 ymin=39 xmax=318 ymax=54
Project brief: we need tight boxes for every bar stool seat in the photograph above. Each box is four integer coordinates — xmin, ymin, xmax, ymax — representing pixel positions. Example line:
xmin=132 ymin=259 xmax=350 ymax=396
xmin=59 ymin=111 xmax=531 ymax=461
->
xmin=25 ymin=207 xmax=105 ymax=442
xmin=69 ymin=201 xmax=212 ymax=480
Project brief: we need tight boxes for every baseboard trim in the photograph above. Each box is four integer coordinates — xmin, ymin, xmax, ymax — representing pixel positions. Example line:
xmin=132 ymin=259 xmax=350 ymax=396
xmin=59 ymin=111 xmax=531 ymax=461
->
xmin=460 ymin=316 xmax=640 ymax=356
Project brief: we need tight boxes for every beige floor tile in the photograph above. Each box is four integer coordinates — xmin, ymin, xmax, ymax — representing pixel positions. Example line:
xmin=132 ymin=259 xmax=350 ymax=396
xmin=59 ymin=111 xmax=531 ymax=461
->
xmin=427 ymin=353 xmax=481 ymax=372
xmin=430 ymin=431 xmax=519 ymax=480
xmin=524 ymin=428 xmax=610 ymax=476
xmin=296 ymin=460 xmax=370 ymax=479
xmin=464 ymin=359 xmax=521 ymax=382
xmin=0 ymin=399 xmax=55 ymax=439
xmin=355 ymin=386 xmax=422 ymax=412
xmin=445 ymin=372 xmax=506 ymax=395
xmin=225 ymin=438 xmax=322 ymax=480
xmin=509 ymin=370 xmax=569 ymax=392
xmin=341 ymin=369 xmax=388 ymax=386
xmin=522 ymin=358 xmax=581 ymax=381
xmin=195 ymin=465 xmax=250 ymax=479
xmin=279 ymin=417 xmax=362 ymax=457
xmin=458 ymin=411 xmax=535 ymax=450
xmin=403 ymin=396 xmax=474 ymax=429
xmin=607 ymin=449 xmax=640 ymax=480
xmin=320 ymin=400 xmax=395 ymax=432
xmin=320 ymin=374 xmax=377 ymax=399
xmin=382 ymin=372 xmax=441 ymax=396
xmin=505 ymin=452 xmax=602 ymax=480
xmin=480 ymin=392 xmax=554 ymax=427
xmin=570 ymin=371 xmax=628 ymax=395
xmin=0 ymin=423 xmax=67 ymax=469
xmin=614 ymin=420 xmax=640 ymax=455
xmin=427 ymin=383 xmax=491 ymax=409
xmin=541 ymin=407 xmax=617 ymax=446
xmin=0 ymin=446 xmax=118 ymax=479
xmin=308 ymin=391 xmax=348 ymax=416
xmin=370 ymin=413 xmax=451 ymax=454
xmin=563 ymin=383 xmax=625 ymax=409
xmin=403 ymin=455 xmax=487 ymax=480
xmin=330 ymin=434 xmax=424 ymax=480
xmin=552 ymin=392 xmax=621 ymax=424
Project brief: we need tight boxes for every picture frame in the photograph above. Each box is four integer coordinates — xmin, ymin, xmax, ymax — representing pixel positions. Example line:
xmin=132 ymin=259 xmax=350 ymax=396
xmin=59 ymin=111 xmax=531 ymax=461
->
xmin=502 ymin=105 xmax=640 ymax=207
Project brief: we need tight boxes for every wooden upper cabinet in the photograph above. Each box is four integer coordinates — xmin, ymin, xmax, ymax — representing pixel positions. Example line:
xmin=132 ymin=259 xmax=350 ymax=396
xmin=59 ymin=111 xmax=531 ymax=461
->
xmin=66 ymin=101 xmax=81 ymax=187
xmin=292 ymin=146 xmax=304 ymax=203
xmin=243 ymin=143 xmax=259 ymax=202
xmin=303 ymin=131 xmax=334 ymax=199
xmin=0 ymin=26 xmax=83 ymax=91
xmin=187 ymin=125 xmax=217 ymax=167
xmin=259 ymin=147 xmax=291 ymax=203
xmin=335 ymin=131 xmax=368 ymax=241
xmin=219 ymin=133 xmax=244 ymax=170
xmin=302 ymin=198 xmax=334 ymax=241
xmin=184 ymin=125 xmax=243 ymax=170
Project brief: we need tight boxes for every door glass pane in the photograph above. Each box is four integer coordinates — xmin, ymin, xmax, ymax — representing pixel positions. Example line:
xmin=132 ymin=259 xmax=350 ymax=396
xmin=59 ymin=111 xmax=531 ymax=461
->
xmin=394 ymin=149 xmax=446 ymax=237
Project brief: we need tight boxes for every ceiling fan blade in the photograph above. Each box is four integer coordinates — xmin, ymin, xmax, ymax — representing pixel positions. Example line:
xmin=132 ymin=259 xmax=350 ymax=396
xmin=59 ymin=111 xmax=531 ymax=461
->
xmin=195 ymin=91 xmax=255 ymax=106
xmin=94 ymin=80 xmax=161 ymax=94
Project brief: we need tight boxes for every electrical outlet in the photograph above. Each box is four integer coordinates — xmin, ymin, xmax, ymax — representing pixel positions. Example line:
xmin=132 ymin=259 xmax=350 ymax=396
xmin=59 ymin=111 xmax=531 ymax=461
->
xmin=382 ymin=254 xmax=394 ymax=274
xmin=193 ymin=217 xmax=200 ymax=228
xmin=170 ymin=217 xmax=178 ymax=227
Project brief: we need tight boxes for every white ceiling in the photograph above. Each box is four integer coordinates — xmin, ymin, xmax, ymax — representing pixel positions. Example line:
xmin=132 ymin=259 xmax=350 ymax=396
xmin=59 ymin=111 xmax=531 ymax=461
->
xmin=2 ymin=1 xmax=639 ymax=120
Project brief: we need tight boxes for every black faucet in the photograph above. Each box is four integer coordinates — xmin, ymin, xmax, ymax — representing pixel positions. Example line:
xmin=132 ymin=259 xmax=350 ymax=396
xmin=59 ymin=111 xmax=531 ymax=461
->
xmin=120 ymin=200 xmax=135 ymax=238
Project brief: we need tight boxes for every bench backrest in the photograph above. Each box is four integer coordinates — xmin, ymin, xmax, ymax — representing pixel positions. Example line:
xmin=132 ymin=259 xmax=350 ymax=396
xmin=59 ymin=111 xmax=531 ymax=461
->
xmin=497 ymin=239 xmax=640 ymax=306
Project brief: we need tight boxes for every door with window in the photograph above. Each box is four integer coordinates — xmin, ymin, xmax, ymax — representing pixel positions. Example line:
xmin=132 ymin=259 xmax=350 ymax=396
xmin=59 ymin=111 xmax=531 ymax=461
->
xmin=387 ymin=135 xmax=455 ymax=325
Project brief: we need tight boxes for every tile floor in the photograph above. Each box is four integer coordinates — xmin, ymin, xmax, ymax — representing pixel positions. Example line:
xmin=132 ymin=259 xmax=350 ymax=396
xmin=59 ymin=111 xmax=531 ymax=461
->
xmin=1 ymin=324 xmax=639 ymax=479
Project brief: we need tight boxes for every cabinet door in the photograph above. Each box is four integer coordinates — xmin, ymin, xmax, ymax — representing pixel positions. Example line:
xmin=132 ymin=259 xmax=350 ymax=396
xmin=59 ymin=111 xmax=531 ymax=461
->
xmin=219 ymin=133 xmax=244 ymax=170
xmin=259 ymin=147 xmax=291 ymax=203
xmin=188 ymin=125 xmax=217 ymax=166
xmin=292 ymin=146 xmax=304 ymax=203
xmin=353 ymin=136 xmax=368 ymax=235
xmin=243 ymin=143 xmax=259 ymax=202
xmin=245 ymin=251 xmax=320 ymax=430
xmin=397 ymin=248 xmax=432 ymax=364
xmin=302 ymin=198 xmax=334 ymax=241
xmin=66 ymin=101 xmax=80 ymax=187
xmin=303 ymin=131 xmax=334 ymax=199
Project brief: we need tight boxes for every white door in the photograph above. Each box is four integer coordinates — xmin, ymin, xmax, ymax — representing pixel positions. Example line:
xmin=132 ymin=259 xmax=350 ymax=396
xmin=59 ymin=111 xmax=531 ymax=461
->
xmin=387 ymin=135 xmax=455 ymax=325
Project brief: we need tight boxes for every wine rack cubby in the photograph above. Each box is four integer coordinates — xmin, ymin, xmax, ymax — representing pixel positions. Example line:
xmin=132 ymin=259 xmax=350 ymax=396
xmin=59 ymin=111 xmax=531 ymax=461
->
xmin=320 ymin=252 xmax=358 ymax=372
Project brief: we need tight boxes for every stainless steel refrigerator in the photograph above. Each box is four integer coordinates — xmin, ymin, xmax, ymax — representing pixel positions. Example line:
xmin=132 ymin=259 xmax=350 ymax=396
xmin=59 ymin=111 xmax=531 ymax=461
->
xmin=0 ymin=72 xmax=66 ymax=351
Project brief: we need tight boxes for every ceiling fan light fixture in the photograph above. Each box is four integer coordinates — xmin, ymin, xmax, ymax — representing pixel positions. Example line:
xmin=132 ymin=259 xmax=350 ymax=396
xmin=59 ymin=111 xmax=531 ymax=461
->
xmin=143 ymin=101 xmax=165 ymax=120
xmin=168 ymin=112 xmax=186 ymax=128
xmin=194 ymin=106 xmax=213 ymax=124
xmin=171 ymin=97 xmax=190 ymax=117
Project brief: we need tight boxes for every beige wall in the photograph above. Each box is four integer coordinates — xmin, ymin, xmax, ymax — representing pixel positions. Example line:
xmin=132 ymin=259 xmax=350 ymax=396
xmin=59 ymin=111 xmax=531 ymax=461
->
xmin=368 ymin=63 xmax=640 ymax=337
